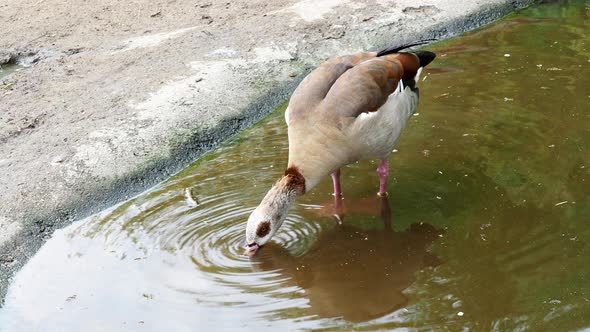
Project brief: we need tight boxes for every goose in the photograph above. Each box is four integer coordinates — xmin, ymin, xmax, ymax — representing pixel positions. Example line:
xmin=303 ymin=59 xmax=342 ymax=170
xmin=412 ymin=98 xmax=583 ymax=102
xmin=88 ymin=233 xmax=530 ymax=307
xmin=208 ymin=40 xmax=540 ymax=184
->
xmin=245 ymin=42 xmax=436 ymax=255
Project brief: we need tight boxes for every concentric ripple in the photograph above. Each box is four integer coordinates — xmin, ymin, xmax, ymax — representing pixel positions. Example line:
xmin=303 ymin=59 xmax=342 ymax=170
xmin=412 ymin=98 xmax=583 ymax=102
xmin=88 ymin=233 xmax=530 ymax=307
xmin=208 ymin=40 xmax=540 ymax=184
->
xmin=65 ymin=108 xmax=327 ymax=307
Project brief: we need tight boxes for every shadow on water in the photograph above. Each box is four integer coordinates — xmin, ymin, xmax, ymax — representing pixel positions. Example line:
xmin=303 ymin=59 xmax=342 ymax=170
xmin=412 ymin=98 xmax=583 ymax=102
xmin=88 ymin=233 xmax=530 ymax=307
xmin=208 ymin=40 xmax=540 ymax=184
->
xmin=251 ymin=196 xmax=443 ymax=323
xmin=1 ymin=1 xmax=590 ymax=330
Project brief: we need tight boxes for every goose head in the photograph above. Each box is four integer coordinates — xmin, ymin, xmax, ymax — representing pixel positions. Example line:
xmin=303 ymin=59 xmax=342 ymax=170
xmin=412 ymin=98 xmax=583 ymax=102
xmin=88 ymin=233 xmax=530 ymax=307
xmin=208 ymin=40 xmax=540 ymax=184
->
xmin=245 ymin=167 xmax=305 ymax=256
xmin=245 ymin=204 xmax=285 ymax=255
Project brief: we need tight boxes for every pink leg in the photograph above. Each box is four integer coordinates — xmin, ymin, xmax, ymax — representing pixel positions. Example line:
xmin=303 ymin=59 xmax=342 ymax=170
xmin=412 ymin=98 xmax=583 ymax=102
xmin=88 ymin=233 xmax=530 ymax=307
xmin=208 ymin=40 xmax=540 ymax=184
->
xmin=333 ymin=194 xmax=344 ymax=225
xmin=331 ymin=169 xmax=342 ymax=197
xmin=377 ymin=159 xmax=389 ymax=197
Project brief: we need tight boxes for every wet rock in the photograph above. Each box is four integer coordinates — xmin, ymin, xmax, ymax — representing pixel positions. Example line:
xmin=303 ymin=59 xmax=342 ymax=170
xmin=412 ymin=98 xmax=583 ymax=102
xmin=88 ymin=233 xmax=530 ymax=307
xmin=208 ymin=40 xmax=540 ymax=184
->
xmin=5 ymin=48 xmax=64 ymax=66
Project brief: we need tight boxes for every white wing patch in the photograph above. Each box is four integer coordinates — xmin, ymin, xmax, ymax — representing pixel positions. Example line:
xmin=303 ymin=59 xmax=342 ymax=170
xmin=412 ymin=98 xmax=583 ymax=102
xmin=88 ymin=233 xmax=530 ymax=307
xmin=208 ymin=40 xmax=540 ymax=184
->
xmin=285 ymin=107 xmax=290 ymax=126
xmin=415 ymin=67 xmax=423 ymax=81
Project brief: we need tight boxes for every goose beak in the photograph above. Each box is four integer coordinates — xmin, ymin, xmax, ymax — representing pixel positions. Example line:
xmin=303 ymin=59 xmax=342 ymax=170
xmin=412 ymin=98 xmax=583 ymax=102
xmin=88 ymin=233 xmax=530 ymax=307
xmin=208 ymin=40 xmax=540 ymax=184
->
xmin=244 ymin=243 xmax=260 ymax=256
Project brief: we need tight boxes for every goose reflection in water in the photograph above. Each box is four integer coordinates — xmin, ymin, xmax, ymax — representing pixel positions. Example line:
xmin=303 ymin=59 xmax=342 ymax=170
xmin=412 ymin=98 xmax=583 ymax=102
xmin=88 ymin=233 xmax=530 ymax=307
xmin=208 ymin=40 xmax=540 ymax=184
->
xmin=250 ymin=196 xmax=444 ymax=322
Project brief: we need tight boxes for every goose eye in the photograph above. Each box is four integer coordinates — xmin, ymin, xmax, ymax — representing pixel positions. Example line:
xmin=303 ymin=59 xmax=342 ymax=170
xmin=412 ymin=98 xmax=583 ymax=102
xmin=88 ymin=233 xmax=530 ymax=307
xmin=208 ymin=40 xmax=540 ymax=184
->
xmin=256 ymin=221 xmax=271 ymax=237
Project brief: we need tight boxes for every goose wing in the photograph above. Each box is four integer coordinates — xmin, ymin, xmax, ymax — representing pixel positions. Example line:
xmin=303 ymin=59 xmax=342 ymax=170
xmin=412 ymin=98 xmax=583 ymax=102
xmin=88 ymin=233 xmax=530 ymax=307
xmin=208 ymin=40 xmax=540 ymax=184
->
xmin=319 ymin=56 xmax=412 ymax=119
xmin=287 ymin=51 xmax=427 ymax=125
xmin=286 ymin=52 xmax=375 ymax=125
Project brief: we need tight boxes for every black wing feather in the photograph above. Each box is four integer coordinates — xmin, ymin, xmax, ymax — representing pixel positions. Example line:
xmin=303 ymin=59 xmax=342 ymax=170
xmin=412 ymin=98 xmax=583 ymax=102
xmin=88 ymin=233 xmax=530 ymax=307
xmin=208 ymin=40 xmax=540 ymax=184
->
xmin=376 ymin=39 xmax=436 ymax=57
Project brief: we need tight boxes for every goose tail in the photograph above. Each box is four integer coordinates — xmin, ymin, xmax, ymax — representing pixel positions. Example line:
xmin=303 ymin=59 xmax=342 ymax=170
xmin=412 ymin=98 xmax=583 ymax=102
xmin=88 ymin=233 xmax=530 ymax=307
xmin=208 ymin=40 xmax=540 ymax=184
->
xmin=413 ymin=50 xmax=436 ymax=68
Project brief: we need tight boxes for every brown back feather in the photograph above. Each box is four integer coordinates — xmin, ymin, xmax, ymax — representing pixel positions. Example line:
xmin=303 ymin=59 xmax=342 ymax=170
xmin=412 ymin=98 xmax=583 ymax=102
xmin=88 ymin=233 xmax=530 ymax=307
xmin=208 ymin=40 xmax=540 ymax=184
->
xmin=287 ymin=52 xmax=421 ymax=122
xmin=320 ymin=58 xmax=403 ymax=118
xmin=287 ymin=52 xmax=375 ymax=123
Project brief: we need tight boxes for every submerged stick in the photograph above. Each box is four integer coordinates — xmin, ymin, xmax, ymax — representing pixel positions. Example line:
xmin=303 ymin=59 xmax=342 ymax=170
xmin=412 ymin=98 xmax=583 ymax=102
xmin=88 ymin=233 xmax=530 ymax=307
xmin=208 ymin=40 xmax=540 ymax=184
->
xmin=184 ymin=188 xmax=200 ymax=207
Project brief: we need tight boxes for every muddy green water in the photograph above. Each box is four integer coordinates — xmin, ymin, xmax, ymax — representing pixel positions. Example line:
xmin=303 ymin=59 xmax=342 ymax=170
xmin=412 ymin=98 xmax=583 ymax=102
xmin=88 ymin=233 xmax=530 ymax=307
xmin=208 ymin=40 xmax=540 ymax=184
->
xmin=2 ymin=1 xmax=590 ymax=331
xmin=0 ymin=64 xmax=23 ymax=81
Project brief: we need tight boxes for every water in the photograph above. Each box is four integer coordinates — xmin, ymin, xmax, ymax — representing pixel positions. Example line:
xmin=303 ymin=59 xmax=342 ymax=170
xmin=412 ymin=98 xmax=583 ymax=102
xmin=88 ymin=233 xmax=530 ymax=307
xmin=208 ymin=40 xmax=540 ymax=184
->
xmin=2 ymin=1 xmax=590 ymax=330
xmin=0 ymin=64 xmax=23 ymax=81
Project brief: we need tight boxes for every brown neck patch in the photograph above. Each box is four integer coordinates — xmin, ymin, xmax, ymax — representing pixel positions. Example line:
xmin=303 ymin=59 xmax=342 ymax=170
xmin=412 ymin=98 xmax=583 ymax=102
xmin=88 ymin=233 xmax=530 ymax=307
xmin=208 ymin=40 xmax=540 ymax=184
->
xmin=283 ymin=166 xmax=306 ymax=194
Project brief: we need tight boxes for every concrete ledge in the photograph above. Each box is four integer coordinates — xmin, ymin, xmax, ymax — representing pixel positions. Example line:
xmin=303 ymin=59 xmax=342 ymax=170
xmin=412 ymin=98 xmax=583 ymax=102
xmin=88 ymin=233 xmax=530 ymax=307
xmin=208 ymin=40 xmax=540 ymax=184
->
xmin=0 ymin=0 xmax=534 ymax=304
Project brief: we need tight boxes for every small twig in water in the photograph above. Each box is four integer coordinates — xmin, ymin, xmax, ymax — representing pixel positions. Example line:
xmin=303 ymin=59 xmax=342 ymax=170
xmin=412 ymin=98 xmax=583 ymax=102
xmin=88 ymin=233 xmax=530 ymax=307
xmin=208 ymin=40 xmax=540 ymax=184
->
xmin=185 ymin=188 xmax=199 ymax=207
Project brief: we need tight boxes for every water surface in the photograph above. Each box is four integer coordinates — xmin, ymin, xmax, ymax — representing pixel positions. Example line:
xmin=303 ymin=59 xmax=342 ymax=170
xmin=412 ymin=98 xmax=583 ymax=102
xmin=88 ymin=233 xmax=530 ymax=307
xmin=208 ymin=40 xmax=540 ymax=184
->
xmin=0 ymin=63 xmax=23 ymax=81
xmin=1 ymin=1 xmax=590 ymax=330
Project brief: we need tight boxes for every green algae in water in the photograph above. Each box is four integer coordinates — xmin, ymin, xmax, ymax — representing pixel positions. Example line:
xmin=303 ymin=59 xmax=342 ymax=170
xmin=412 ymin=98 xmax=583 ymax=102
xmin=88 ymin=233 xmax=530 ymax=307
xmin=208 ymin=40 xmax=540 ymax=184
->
xmin=1 ymin=1 xmax=590 ymax=330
